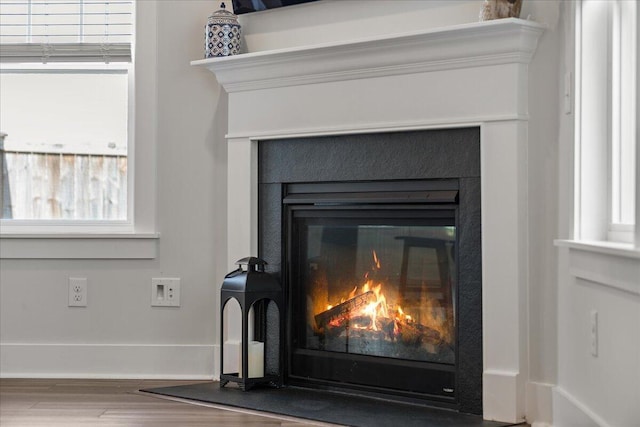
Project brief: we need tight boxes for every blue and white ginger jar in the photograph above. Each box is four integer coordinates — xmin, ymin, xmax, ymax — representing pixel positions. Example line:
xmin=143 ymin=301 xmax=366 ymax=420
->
xmin=205 ymin=2 xmax=242 ymax=58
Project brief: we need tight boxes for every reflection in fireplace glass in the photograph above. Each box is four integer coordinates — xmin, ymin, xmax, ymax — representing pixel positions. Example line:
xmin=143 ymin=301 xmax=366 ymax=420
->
xmin=299 ymin=221 xmax=456 ymax=365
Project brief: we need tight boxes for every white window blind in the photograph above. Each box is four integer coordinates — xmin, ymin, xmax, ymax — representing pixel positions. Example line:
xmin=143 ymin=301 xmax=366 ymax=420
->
xmin=0 ymin=0 xmax=133 ymax=63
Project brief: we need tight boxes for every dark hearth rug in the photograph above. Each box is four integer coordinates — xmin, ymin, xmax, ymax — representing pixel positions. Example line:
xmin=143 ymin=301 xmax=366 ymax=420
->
xmin=141 ymin=382 xmax=519 ymax=427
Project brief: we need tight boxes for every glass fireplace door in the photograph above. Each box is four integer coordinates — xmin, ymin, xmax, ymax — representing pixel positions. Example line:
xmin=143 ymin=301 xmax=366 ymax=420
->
xmin=288 ymin=208 xmax=458 ymax=399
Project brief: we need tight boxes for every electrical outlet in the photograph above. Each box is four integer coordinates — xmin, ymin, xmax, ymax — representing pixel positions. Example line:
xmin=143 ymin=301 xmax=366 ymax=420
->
xmin=68 ymin=277 xmax=87 ymax=307
xmin=591 ymin=310 xmax=598 ymax=357
xmin=151 ymin=278 xmax=180 ymax=307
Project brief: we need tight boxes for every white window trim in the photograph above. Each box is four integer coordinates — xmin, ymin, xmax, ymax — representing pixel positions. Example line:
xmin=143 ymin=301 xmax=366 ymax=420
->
xmin=572 ymin=0 xmax=638 ymax=249
xmin=1 ymin=62 xmax=134 ymax=232
xmin=634 ymin=0 xmax=640 ymax=247
xmin=556 ymin=0 xmax=639 ymax=279
xmin=554 ymin=238 xmax=640 ymax=296
xmin=0 ymin=0 xmax=158 ymax=259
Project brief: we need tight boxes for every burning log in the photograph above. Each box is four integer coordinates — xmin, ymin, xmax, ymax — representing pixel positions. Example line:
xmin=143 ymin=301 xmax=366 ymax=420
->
xmin=323 ymin=316 xmax=373 ymax=339
xmin=396 ymin=318 xmax=441 ymax=345
xmin=314 ymin=290 xmax=375 ymax=329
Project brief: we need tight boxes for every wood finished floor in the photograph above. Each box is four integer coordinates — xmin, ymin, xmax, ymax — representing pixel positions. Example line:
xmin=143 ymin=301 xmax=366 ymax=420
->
xmin=0 ymin=379 xmax=339 ymax=426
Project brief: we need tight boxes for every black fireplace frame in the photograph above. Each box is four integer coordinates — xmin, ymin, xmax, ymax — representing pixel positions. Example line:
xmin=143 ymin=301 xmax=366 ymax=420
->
xmin=257 ymin=128 xmax=482 ymax=414
xmin=284 ymin=180 xmax=460 ymax=404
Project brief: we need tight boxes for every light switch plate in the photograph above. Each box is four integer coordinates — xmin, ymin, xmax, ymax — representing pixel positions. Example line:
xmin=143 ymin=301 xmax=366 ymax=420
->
xmin=151 ymin=278 xmax=180 ymax=307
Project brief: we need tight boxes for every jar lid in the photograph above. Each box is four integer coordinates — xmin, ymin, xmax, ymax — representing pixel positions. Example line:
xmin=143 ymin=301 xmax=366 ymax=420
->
xmin=209 ymin=2 xmax=239 ymax=24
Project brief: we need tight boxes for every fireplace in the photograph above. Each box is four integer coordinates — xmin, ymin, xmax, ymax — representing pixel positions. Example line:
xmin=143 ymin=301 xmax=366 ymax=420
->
xmin=286 ymin=181 xmax=458 ymax=400
xmin=258 ymin=129 xmax=482 ymax=413
xmin=195 ymin=18 xmax=544 ymax=423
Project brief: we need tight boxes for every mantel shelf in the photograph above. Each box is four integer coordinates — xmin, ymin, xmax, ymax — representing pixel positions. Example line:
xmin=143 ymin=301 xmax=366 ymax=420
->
xmin=191 ymin=18 xmax=545 ymax=93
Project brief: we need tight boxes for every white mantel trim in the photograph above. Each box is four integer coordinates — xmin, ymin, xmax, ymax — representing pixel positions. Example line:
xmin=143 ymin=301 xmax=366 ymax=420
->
xmin=192 ymin=18 xmax=545 ymax=93
xmin=225 ymin=116 xmax=531 ymax=141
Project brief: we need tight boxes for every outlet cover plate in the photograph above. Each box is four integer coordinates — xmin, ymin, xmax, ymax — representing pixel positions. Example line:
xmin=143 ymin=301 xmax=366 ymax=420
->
xmin=68 ymin=277 xmax=87 ymax=307
xmin=151 ymin=278 xmax=180 ymax=307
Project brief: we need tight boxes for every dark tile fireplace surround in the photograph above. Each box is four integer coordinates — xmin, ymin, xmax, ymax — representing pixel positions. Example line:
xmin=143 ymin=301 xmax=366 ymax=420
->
xmin=257 ymin=128 xmax=482 ymax=415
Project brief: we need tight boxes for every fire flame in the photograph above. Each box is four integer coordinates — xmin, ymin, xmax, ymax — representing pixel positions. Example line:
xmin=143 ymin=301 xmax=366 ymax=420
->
xmin=318 ymin=250 xmax=453 ymax=346
xmin=372 ymin=250 xmax=381 ymax=269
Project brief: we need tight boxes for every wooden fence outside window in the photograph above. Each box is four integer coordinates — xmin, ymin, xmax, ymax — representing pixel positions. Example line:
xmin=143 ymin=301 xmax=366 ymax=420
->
xmin=1 ymin=148 xmax=127 ymax=221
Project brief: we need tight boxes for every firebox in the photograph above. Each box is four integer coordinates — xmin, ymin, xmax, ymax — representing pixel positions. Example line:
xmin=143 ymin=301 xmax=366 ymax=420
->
xmin=258 ymin=129 xmax=482 ymax=414
xmin=284 ymin=180 xmax=459 ymax=404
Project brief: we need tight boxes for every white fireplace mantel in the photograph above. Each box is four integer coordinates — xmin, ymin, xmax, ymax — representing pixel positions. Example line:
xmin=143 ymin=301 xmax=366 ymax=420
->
xmin=194 ymin=18 xmax=544 ymax=424
xmin=192 ymin=18 xmax=544 ymax=94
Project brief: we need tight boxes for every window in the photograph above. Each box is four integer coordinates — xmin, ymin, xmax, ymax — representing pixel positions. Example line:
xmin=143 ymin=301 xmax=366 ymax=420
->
xmin=0 ymin=0 xmax=157 ymax=258
xmin=575 ymin=0 xmax=638 ymax=246
xmin=0 ymin=0 xmax=134 ymax=227
xmin=610 ymin=0 xmax=637 ymax=239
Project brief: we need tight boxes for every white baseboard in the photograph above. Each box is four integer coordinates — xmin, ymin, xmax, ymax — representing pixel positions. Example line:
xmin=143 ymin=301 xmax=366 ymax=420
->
xmin=0 ymin=343 xmax=215 ymax=379
xmin=213 ymin=343 xmax=220 ymax=380
xmin=526 ymin=381 xmax=554 ymax=426
xmin=483 ymin=369 xmax=525 ymax=423
xmin=552 ymin=386 xmax=610 ymax=427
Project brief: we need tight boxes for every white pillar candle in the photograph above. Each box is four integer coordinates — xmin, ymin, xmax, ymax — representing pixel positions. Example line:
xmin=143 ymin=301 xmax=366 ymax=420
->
xmin=248 ymin=341 xmax=264 ymax=378
xmin=222 ymin=339 xmax=240 ymax=374
xmin=238 ymin=340 xmax=264 ymax=378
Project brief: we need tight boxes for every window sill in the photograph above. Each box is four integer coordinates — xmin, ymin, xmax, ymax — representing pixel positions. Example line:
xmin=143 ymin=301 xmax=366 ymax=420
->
xmin=554 ymin=239 xmax=640 ymax=296
xmin=0 ymin=232 xmax=159 ymax=259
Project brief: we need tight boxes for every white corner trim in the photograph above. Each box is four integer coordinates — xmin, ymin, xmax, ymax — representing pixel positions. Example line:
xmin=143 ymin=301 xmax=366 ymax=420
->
xmin=555 ymin=239 xmax=640 ymax=295
xmin=0 ymin=233 xmax=159 ymax=259
xmin=192 ymin=18 xmax=545 ymax=93
xmin=0 ymin=343 xmax=215 ymax=379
